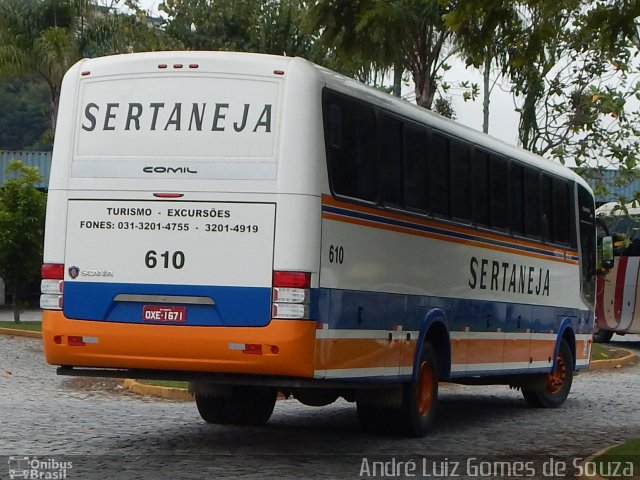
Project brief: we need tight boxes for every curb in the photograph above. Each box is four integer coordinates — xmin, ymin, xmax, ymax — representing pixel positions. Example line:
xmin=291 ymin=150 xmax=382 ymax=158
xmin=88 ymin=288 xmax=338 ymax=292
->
xmin=588 ymin=350 xmax=637 ymax=370
xmin=578 ymin=445 xmax=612 ymax=480
xmin=123 ymin=379 xmax=194 ymax=401
xmin=0 ymin=327 xmax=42 ymax=339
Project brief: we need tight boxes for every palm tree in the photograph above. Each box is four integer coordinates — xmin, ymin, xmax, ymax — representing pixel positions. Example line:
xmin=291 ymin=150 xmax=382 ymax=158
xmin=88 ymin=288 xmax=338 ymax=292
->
xmin=0 ymin=0 xmax=125 ymax=132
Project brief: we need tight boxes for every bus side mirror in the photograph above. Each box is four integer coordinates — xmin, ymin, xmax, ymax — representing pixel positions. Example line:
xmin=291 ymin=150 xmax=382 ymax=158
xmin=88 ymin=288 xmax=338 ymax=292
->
xmin=599 ymin=235 xmax=614 ymax=272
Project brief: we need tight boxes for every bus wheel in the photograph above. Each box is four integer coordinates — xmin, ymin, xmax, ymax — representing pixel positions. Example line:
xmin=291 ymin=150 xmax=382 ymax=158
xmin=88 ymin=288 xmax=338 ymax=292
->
xmin=195 ymin=394 xmax=231 ymax=424
xmin=226 ymin=387 xmax=277 ymax=425
xmin=195 ymin=387 xmax=277 ymax=426
xmin=592 ymin=328 xmax=614 ymax=343
xmin=522 ymin=339 xmax=574 ymax=408
xmin=398 ymin=342 xmax=438 ymax=437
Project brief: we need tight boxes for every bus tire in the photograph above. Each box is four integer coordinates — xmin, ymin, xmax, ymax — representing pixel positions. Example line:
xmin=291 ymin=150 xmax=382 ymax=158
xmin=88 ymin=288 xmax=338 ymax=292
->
xmin=195 ymin=387 xmax=277 ymax=426
xmin=398 ymin=341 xmax=438 ymax=437
xmin=195 ymin=394 xmax=231 ymax=424
xmin=522 ymin=338 xmax=573 ymax=408
xmin=592 ymin=328 xmax=614 ymax=343
xmin=226 ymin=387 xmax=277 ymax=426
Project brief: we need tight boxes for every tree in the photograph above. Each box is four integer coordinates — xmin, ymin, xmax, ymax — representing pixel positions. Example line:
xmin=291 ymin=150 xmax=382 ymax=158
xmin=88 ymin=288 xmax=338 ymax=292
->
xmin=0 ymin=161 xmax=46 ymax=323
xmin=445 ymin=1 xmax=519 ymax=133
xmin=447 ymin=0 xmax=640 ymax=190
xmin=305 ymin=0 xmax=453 ymax=109
xmin=0 ymin=75 xmax=51 ymax=150
xmin=0 ymin=0 xmax=153 ymax=132
xmin=160 ymin=0 xmax=322 ymax=59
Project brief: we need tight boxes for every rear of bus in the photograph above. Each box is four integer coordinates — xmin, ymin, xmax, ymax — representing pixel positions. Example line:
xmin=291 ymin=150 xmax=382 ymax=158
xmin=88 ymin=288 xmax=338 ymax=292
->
xmin=41 ymin=52 xmax=325 ymax=379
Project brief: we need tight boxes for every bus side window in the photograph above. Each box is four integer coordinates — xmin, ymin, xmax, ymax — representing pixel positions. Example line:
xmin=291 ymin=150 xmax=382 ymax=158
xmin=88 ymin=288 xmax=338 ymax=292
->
xmin=553 ymin=179 xmax=570 ymax=244
xmin=323 ymin=93 xmax=378 ymax=202
xmin=429 ymin=132 xmax=450 ymax=217
xmin=524 ymin=168 xmax=540 ymax=238
xmin=380 ymin=115 xmax=404 ymax=207
xmin=509 ymin=162 xmax=524 ymax=235
xmin=450 ymin=140 xmax=470 ymax=221
xmin=541 ymin=175 xmax=553 ymax=242
xmin=578 ymin=185 xmax=596 ymax=306
xmin=327 ymin=104 xmax=342 ymax=148
xmin=404 ymin=124 xmax=429 ymax=212
xmin=489 ymin=154 xmax=508 ymax=230
xmin=471 ymin=150 xmax=490 ymax=227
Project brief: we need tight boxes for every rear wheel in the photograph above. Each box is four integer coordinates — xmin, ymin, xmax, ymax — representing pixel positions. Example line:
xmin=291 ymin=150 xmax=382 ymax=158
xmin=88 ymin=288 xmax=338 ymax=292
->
xmin=522 ymin=339 xmax=573 ymax=408
xmin=195 ymin=395 xmax=230 ymax=424
xmin=195 ymin=386 xmax=277 ymax=426
xmin=397 ymin=342 xmax=438 ymax=437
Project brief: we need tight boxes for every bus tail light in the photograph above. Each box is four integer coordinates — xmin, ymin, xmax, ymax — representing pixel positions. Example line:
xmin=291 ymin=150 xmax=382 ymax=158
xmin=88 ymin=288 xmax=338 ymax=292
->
xmin=272 ymin=271 xmax=310 ymax=320
xmin=40 ymin=263 xmax=64 ymax=310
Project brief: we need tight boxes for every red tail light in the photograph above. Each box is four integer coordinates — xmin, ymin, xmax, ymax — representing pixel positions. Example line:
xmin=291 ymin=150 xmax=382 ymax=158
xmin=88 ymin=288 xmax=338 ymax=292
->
xmin=42 ymin=263 xmax=64 ymax=280
xmin=273 ymin=271 xmax=311 ymax=288
xmin=41 ymin=263 xmax=64 ymax=310
xmin=271 ymin=271 xmax=311 ymax=320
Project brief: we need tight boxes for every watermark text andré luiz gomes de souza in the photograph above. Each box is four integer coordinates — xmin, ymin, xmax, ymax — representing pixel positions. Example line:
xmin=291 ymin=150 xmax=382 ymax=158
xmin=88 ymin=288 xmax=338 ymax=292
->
xmin=359 ymin=456 xmax=636 ymax=478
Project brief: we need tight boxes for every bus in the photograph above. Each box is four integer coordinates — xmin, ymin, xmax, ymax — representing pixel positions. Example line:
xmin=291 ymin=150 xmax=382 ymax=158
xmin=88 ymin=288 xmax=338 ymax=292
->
xmin=594 ymin=201 xmax=640 ymax=342
xmin=41 ymin=51 xmax=597 ymax=437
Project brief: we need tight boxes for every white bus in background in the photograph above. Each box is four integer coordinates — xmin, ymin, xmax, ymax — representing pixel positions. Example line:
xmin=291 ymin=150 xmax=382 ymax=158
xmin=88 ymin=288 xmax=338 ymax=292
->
xmin=41 ymin=51 xmax=598 ymax=436
xmin=594 ymin=201 xmax=640 ymax=342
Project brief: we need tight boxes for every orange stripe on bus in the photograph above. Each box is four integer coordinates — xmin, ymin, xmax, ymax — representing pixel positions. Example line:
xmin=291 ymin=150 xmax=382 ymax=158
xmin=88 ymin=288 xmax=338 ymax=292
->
xmin=315 ymin=338 xmax=388 ymax=370
xmin=322 ymin=194 xmax=576 ymax=260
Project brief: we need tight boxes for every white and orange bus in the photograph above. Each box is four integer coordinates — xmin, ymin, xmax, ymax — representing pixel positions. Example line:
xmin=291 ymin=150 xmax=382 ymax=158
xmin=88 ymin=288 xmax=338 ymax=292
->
xmin=41 ymin=51 xmax=597 ymax=436
xmin=594 ymin=202 xmax=640 ymax=342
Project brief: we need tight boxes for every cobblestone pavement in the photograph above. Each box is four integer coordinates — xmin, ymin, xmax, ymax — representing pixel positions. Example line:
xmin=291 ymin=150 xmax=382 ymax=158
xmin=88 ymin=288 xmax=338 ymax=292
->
xmin=1 ymin=332 xmax=638 ymax=479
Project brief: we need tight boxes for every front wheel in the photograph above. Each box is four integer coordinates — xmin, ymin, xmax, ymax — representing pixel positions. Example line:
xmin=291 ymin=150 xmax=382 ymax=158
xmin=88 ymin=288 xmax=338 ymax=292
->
xmin=397 ymin=342 xmax=438 ymax=437
xmin=522 ymin=338 xmax=573 ymax=408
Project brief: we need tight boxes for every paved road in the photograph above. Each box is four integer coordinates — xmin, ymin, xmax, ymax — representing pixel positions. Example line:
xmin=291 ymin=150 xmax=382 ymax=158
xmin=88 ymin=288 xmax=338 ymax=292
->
xmin=1 ymin=331 xmax=638 ymax=479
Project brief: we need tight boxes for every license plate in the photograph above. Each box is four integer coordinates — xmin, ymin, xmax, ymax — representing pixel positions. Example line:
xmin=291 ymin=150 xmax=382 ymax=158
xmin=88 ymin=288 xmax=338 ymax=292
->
xmin=142 ymin=305 xmax=187 ymax=323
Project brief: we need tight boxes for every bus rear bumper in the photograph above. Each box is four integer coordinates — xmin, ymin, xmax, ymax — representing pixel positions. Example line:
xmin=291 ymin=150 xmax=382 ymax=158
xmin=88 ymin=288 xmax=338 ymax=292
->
xmin=42 ymin=310 xmax=317 ymax=378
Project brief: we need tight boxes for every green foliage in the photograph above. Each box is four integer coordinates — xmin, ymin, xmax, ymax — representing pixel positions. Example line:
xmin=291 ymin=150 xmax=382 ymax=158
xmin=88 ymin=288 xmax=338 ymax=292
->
xmin=0 ymin=0 xmax=174 ymax=132
xmin=0 ymin=75 xmax=51 ymax=150
xmin=433 ymin=97 xmax=456 ymax=119
xmin=304 ymin=0 xmax=452 ymax=109
xmin=446 ymin=0 xmax=640 ymax=202
xmin=160 ymin=0 xmax=318 ymax=58
xmin=0 ymin=160 xmax=46 ymax=322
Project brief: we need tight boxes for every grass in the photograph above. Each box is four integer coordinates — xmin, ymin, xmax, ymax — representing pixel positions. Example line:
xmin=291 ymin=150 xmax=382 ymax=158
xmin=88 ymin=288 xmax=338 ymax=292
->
xmin=139 ymin=379 xmax=189 ymax=389
xmin=593 ymin=439 xmax=640 ymax=479
xmin=591 ymin=343 xmax=629 ymax=361
xmin=0 ymin=321 xmax=42 ymax=331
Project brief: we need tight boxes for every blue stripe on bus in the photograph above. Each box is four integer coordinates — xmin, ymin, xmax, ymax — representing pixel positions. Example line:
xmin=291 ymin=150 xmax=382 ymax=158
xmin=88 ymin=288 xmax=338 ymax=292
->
xmin=316 ymin=287 xmax=589 ymax=334
xmin=63 ymin=282 xmax=272 ymax=327
xmin=322 ymin=204 xmax=580 ymax=262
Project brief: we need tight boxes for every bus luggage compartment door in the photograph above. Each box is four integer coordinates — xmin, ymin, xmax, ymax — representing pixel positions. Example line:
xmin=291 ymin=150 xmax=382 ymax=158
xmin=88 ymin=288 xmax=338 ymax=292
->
xmin=62 ymin=200 xmax=276 ymax=327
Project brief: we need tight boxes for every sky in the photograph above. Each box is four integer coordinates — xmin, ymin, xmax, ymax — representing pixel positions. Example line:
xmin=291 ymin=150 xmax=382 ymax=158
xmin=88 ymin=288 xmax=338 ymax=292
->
xmin=130 ymin=0 xmax=521 ymax=147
